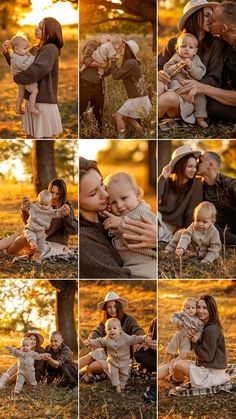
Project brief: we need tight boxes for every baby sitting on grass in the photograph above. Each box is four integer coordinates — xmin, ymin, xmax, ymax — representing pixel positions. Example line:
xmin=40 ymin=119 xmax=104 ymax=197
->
xmin=163 ymin=202 xmax=221 ymax=264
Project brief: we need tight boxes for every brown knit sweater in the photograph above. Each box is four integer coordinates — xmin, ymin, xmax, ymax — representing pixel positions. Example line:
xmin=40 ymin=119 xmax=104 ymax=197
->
xmin=111 ymin=58 xmax=148 ymax=98
xmin=158 ymin=176 xmax=203 ymax=228
xmin=79 ymin=215 xmax=131 ymax=279
xmin=193 ymin=323 xmax=228 ymax=369
xmin=4 ymin=43 xmax=60 ymax=103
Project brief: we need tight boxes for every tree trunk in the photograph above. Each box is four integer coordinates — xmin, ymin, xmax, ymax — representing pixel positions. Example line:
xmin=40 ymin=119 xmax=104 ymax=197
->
xmin=148 ymin=140 xmax=157 ymax=188
xmin=32 ymin=140 xmax=57 ymax=194
xmin=50 ymin=280 xmax=78 ymax=353
xmin=158 ymin=140 xmax=171 ymax=175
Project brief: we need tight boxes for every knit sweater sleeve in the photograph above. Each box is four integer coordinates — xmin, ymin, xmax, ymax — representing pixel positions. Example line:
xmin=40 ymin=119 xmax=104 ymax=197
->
xmin=201 ymin=37 xmax=224 ymax=87
xmin=202 ymin=227 xmax=221 ymax=263
xmin=111 ymin=59 xmax=135 ymax=80
xmin=184 ymin=179 xmax=203 ymax=227
xmin=177 ymin=224 xmax=194 ymax=250
xmin=14 ymin=44 xmax=58 ymax=85
xmin=188 ymin=55 xmax=206 ymax=81
xmin=171 ymin=311 xmax=183 ymax=324
xmin=193 ymin=324 xmax=220 ymax=363
xmin=89 ymin=322 xmax=105 ymax=339
xmin=63 ymin=204 xmax=78 ymax=235
xmin=123 ymin=315 xmax=145 ymax=336
xmin=126 ymin=334 xmax=146 ymax=345
xmin=163 ymin=54 xmax=182 ymax=76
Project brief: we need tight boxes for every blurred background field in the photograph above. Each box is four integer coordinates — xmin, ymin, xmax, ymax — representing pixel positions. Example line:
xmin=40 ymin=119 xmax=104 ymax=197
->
xmin=158 ymin=280 xmax=236 ymax=419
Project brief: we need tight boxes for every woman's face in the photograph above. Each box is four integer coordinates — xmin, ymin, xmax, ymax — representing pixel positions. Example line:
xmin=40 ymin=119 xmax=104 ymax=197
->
xmin=201 ymin=7 xmax=214 ymax=33
xmin=184 ymin=157 xmax=197 ymax=180
xmin=197 ymin=299 xmax=210 ymax=323
xmin=35 ymin=20 xmax=44 ymax=40
xmin=28 ymin=334 xmax=37 ymax=348
xmin=80 ymin=169 xmax=108 ymax=213
xmin=51 ymin=185 xmax=61 ymax=207
xmin=119 ymin=42 xmax=125 ymax=56
xmin=106 ymin=300 xmax=117 ymax=317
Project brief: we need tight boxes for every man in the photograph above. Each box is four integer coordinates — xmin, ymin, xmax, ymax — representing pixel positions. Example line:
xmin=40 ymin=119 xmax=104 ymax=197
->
xmin=179 ymin=2 xmax=236 ymax=123
xmin=79 ymin=34 xmax=111 ymax=131
xmin=198 ymin=151 xmax=236 ymax=244
xmin=44 ymin=331 xmax=78 ymax=390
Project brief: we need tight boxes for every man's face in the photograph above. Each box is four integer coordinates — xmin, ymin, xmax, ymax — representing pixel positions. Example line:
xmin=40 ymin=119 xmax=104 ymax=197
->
xmin=197 ymin=153 xmax=211 ymax=176
xmin=210 ymin=6 xmax=224 ymax=36
xmin=50 ymin=334 xmax=63 ymax=352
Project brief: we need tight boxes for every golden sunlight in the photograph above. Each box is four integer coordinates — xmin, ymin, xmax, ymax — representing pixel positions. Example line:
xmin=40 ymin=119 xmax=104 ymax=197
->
xmin=0 ymin=159 xmax=27 ymax=181
xmin=19 ymin=0 xmax=78 ymax=26
xmin=79 ymin=140 xmax=109 ymax=160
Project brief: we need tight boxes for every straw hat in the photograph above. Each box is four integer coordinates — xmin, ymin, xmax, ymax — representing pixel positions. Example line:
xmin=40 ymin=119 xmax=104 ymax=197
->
xmin=24 ymin=330 xmax=44 ymax=346
xmin=170 ymin=146 xmax=201 ymax=168
xmin=124 ymin=40 xmax=140 ymax=60
xmin=97 ymin=292 xmax=128 ymax=311
xmin=178 ymin=0 xmax=219 ymax=31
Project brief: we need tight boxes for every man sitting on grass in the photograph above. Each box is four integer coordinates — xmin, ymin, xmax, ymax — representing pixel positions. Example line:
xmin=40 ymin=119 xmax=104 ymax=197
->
xmin=44 ymin=331 xmax=78 ymax=390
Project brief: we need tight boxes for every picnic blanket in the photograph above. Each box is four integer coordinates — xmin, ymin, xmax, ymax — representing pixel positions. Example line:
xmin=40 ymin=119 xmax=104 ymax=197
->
xmin=12 ymin=246 xmax=78 ymax=263
xmin=169 ymin=364 xmax=236 ymax=397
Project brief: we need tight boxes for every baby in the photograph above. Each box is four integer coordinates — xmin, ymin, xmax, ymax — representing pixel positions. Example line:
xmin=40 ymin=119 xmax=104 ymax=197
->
xmin=6 ymin=337 xmax=50 ymax=395
xmin=84 ymin=318 xmax=149 ymax=393
xmin=80 ymin=34 xmax=123 ymax=78
xmin=162 ymin=297 xmax=204 ymax=365
xmin=159 ymin=33 xmax=207 ymax=128
xmin=103 ymin=172 xmax=156 ymax=278
xmin=164 ymin=201 xmax=221 ymax=264
xmin=10 ymin=35 xmax=39 ymax=115
xmin=23 ymin=190 xmax=69 ymax=261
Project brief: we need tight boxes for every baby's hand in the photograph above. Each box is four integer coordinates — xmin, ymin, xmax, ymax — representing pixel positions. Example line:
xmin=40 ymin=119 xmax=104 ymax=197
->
xmin=2 ymin=40 xmax=11 ymax=53
xmin=103 ymin=211 xmax=122 ymax=229
xmin=184 ymin=58 xmax=192 ymax=69
xmin=42 ymin=353 xmax=51 ymax=360
xmin=201 ymin=259 xmax=210 ymax=265
xmin=21 ymin=196 xmax=30 ymax=211
xmin=175 ymin=248 xmax=185 ymax=257
xmin=83 ymin=339 xmax=90 ymax=346
xmin=191 ymin=335 xmax=199 ymax=343
xmin=144 ymin=333 xmax=152 ymax=342
xmin=6 ymin=346 xmax=13 ymax=351
xmin=176 ymin=320 xmax=184 ymax=330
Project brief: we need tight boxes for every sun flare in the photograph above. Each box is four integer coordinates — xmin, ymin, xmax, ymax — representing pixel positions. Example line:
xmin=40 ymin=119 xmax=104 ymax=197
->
xmin=19 ymin=0 xmax=78 ymax=26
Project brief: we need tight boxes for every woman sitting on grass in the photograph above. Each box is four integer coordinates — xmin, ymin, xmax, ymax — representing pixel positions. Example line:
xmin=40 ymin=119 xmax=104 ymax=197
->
xmin=158 ymin=146 xmax=203 ymax=242
xmin=0 ymin=178 xmax=78 ymax=259
xmin=80 ymin=291 xmax=147 ymax=383
xmin=111 ymin=40 xmax=151 ymax=139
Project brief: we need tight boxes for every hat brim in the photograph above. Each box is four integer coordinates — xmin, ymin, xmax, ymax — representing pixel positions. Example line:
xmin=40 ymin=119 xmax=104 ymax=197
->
xmin=170 ymin=150 xmax=201 ymax=169
xmin=123 ymin=40 xmax=141 ymax=63
xmin=98 ymin=298 xmax=128 ymax=311
xmin=178 ymin=2 xmax=219 ymax=31
xmin=24 ymin=331 xmax=44 ymax=346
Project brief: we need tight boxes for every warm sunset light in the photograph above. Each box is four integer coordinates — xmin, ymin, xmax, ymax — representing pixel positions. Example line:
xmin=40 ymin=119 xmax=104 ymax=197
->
xmin=19 ymin=0 xmax=78 ymax=26
xmin=79 ymin=140 xmax=109 ymax=160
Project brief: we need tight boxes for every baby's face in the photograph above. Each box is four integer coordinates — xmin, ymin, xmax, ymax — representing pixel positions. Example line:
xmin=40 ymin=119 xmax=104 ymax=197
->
xmin=14 ymin=40 xmax=30 ymax=56
xmin=100 ymin=34 xmax=112 ymax=44
xmin=184 ymin=301 xmax=197 ymax=317
xmin=108 ymin=181 xmax=139 ymax=216
xmin=106 ymin=323 xmax=121 ymax=339
xmin=177 ymin=37 xmax=197 ymax=59
xmin=194 ymin=211 xmax=212 ymax=232
xmin=21 ymin=341 xmax=31 ymax=352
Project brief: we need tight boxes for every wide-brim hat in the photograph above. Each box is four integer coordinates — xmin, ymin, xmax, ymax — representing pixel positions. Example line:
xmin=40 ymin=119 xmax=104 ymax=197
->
xmin=124 ymin=40 xmax=141 ymax=62
xmin=178 ymin=0 xmax=219 ymax=31
xmin=24 ymin=330 xmax=44 ymax=346
xmin=97 ymin=292 xmax=128 ymax=311
xmin=170 ymin=146 xmax=201 ymax=168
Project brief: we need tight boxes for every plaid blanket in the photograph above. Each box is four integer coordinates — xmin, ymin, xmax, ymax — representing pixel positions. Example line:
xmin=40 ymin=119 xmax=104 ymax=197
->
xmin=169 ymin=364 xmax=236 ymax=397
xmin=12 ymin=246 xmax=78 ymax=263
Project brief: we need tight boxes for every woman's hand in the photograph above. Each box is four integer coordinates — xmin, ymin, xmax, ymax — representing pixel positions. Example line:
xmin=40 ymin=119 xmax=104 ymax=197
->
xmin=161 ymin=163 xmax=173 ymax=179
xmin=188 ymin=327 xmax=198 ymax=341
xmin=134 ymin=342 xmax=148 ymax=352
xmin=123 ymin=214 xmax=156 ymax=249
xmin=158 ymin=69 xmax=171 ymax=84
xmin=184 ymin=58 xmax=192 ymax=69
xmin=177 ymin=79 xmax=202 ymax=96
xmin=147 ymin=340 xmax=157 ymax=350
xmin=176 ymin=320 xmax=184 ymax=330
xmin=103 ymin=211 xmax=122 ymax=229
xmin=60 ymin=204 xmax=70 ymax=217
xmin=21 ymin=196 xmax=30 ymax=212
xmin=83 ymin=339 xmax=90 ymax=346
xmin=2 ymin=40 xmax=11 ymax=54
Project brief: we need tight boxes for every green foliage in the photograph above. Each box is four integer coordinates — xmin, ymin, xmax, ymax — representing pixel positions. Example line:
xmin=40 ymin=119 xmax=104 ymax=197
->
xmin=54 ymin=140 xmax=78 ymax=183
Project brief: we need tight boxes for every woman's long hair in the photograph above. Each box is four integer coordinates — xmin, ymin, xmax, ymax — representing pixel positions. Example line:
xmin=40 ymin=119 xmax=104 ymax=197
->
xmin=48 ymin=178 xmax=67 ymax=206
xmin=79 ymin=157 xmax=102 ymax=184
xmin=198 ymin=295 xmax=222 ymax=328
xmin=40 ymin=17 xmax=64 ymax=55
xmin=122 ymin=43 xmax=139 ymax=65
xmin=102 ymin=301 xmax=125 ymax=325
xmin=170 ymin=154 xmax=197 ymax=192
xmin=183 ymin=8 xmax=213 ymax=51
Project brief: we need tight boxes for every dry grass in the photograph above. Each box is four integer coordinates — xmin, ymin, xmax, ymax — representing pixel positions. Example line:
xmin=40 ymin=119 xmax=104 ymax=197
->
xmin=0 ymin=25 xmax=78 ymax=139
xmin=79 ymin=280 xmax=157 ymax=419
xmin=158 ymin=280 xmax=236 ymax=419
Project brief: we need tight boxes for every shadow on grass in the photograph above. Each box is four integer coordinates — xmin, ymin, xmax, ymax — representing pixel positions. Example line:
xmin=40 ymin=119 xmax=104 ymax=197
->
xmin=158 ymin=121 xmax=236 ymax=140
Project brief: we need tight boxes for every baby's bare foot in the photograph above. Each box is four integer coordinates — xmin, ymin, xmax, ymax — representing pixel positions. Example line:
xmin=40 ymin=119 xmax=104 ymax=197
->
xmin=30 ymin=107 xmax=40 ymax=115
xmin=30 ymin=241 xmax=37 ymax=251
xmin=197 ymin=117 xmax=208 ymax=128
xmin=16 ymin=110 xmax=25 ymax=115
xmin=116 ymin=384 xmax=121 ymax=394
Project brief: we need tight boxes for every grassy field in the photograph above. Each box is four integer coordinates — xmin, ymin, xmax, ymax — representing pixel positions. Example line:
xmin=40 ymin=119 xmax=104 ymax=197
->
xmin=158 ymin=280 xmax=236 ymax=419
xmin=0 ymin=332 xmax=78 ymax=418
xmin=158 ymin=8 xmax=236 ymax=140
xmin=158 ymin=242 xmax=236 ymax=279
xmin=80 ymin=34 xmax=156 ymax=139
xmin=79 ymin=280 xmax=157 ymax=419
xmin=0 ymin=25 xmax=78 ymax=139
xmin=0 ymin=182 xmax=78 ymax=278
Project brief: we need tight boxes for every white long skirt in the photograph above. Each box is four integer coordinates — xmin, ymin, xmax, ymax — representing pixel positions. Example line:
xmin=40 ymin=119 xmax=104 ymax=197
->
xmin=22 ymin=101 xmax=63 ymax=138
xmin=190 ymin=363 xmax=230 ymax=388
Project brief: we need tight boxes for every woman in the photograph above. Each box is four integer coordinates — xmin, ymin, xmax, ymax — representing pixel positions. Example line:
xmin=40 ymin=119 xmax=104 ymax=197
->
xmin=158 ymin=0 xmax=224 ymax=122
xmin=0 ymin=178 xmax=78 ymax=258
xmin=2 ymin=18 xmax=63 ymax=139
xmin=158 ymin=146 xmax=203 ymax=242
xmin=0 ymin=330 xmax=45 ymax=388
xmin=158 ymin=296 xmax=230 ymax=389
xmin=111 ymin=40 xmax=151 ymax=138
xmin=80 ymin=291 xmax=145 ymax=383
